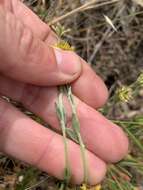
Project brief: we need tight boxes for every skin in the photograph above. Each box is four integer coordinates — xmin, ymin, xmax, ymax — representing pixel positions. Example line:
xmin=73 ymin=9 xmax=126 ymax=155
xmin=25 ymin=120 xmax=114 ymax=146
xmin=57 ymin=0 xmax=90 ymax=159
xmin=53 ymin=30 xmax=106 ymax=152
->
xmin=0 ymin=0 xmax=129 ymax=185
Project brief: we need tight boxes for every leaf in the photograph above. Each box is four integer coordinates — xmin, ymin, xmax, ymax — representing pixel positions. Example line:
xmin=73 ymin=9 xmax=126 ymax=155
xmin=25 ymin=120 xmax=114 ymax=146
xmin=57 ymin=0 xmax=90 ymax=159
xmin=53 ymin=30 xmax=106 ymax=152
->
xmin=66 ymin=128 xmax=79 ymax=144
xmin=72 ymin=113 xmax=80 ymax=133
xmin=122 ymin=124 xmax=143 ymax=152
xmin=15 ymin=167 xmax=38 ymax=190
xmin=104 ymin=15 xmax=117 ymax=32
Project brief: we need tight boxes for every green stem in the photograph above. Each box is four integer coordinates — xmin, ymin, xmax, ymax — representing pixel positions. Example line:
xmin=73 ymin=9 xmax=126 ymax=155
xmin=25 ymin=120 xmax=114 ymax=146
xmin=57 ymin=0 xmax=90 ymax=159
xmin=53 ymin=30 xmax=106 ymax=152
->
xmin=67 ymin=86 xmax=88 ymax=183
xmin=56 ymin=93 xmax=71 ymax=185
xmin=111 ymin=120 xmax=143 ymax=125
xmin=121 ymin=124 xmax=143 ymax=152
xmin=109 ymin=170 xmax=124 ymax=190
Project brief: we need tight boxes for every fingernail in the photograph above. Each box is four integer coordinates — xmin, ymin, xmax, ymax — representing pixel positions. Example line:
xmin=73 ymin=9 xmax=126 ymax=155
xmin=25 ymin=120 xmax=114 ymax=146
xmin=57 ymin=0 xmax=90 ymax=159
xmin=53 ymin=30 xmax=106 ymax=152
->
xmin=54 ymin=48 xmax=81 ymax=75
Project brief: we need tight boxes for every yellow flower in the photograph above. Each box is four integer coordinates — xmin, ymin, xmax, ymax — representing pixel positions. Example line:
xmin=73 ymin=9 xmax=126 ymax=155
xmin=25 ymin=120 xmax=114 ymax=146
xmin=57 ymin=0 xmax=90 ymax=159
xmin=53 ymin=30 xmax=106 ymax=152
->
xmin=137 ymin=72 xmax=143 ymax=86
xmin=80 ymin=184 xmax=102 ymax=190
xmin=117 ymin=86 xmax=133 ymax=102
xmin=89 ymin=184 xmax=101 ymax=190
xmin=94 ymin=184 xmax=102 ymax=190
xmin=54 ymin=40 xmax=74 ymax=51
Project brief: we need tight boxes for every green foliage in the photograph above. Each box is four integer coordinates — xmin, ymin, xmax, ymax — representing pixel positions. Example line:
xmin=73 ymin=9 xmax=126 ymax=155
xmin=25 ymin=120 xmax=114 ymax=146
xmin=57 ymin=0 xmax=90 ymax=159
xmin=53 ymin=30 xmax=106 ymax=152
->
xmin=15 ymin=167 xmax=39 ymax=190
xmin=54 ymin=23 xmax=143 ymax=190
xmin=56 ymin=85 xmax=88 ymax=189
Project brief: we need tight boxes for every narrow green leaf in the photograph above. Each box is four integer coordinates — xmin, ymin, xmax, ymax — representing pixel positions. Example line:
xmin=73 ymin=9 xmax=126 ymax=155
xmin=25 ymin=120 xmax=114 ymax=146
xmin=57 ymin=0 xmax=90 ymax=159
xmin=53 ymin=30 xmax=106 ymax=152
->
xmin=66 ymin=128 xmax=79 ymax=144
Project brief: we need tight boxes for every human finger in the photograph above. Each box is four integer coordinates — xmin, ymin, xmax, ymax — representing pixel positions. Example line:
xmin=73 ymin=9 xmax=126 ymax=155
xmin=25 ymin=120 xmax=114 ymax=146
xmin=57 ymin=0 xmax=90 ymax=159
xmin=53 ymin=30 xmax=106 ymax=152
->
xmin=0 ymin=97 xmax=106 ymax=185
xmin=6 ymin=0 xmax=108 ymax=108
xmin=0 ymin=6 xmax=81 ymax=85
xmin=0 ymin=75 xmax=129 ymax=163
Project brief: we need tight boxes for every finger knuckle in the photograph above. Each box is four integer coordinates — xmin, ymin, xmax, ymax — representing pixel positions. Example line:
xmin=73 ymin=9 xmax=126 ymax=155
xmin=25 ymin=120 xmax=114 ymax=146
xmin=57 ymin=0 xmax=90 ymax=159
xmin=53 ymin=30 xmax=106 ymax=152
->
xmin=18 ymin=22 xmax=34 ymax=56
xmin=20 ymin=84 xmax=41 ymax=109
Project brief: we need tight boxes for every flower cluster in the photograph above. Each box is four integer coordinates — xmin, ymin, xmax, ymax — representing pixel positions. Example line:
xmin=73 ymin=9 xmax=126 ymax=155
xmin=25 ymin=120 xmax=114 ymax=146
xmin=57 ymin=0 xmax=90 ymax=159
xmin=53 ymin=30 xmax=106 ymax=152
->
xmin=116 ymin=86 xmax=133 ymax=103
xmin=137 ymin=72 xmax=143 ymax=86
xmin=55 ymin=40 xmax=74 ymax=51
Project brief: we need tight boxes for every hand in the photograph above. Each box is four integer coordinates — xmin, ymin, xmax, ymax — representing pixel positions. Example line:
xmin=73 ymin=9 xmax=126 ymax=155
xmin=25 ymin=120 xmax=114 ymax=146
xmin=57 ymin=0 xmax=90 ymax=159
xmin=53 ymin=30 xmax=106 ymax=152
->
xmin=0 ymin=0 xmax=129 ymax=185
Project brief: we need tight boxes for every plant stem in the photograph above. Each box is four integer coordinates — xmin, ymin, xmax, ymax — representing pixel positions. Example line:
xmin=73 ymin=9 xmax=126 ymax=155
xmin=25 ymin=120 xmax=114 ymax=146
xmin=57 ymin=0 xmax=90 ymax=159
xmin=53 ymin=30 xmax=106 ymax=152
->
xmin=56 ymin=92 xmax=71 ymax=185
xmin=121 ymin=124 xmax=143 ymax=152
xmin=67 ymin=86 xmax=88 ymax=183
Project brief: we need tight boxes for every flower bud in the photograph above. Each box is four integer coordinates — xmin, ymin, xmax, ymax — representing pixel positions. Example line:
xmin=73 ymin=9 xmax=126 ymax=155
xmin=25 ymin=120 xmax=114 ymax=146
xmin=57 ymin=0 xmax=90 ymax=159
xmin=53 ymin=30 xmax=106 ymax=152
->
xmin=117 ymin=86 xmax=133 ymax=102
xmin=137 ymin=73 xmax=143 ymax=87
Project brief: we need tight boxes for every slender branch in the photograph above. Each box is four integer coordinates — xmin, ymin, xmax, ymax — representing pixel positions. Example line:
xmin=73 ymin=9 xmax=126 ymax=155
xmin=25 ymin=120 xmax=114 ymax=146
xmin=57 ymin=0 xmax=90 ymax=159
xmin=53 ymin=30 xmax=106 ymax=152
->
xmin=49 ymin=0 xmax=119 ymax=26
xmin=56 ymin=92 xmax=71 ymax=185
xmin=67 ymin=86 xmax=88 ymax=183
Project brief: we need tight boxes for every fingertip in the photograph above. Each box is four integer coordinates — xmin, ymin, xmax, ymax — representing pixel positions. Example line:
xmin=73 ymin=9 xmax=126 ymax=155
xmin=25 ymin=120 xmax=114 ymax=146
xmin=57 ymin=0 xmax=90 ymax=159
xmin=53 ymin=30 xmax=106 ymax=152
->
xmin=87 ymin=154 xmax=107 ymax=186
xmin=53 ymin=48 xmax=82 ymax=80
xmin=92 ymin=73 xmax=109 ymax=107
xmin=69 ymin=149 xmax=107 ymax=185
xmin=76 ymin=103 xmax=129 ymax=164
xmin=106 ymin=124 xmax=129 ymax=163
xmin=72 ymin=61 xmax=109 ymax=109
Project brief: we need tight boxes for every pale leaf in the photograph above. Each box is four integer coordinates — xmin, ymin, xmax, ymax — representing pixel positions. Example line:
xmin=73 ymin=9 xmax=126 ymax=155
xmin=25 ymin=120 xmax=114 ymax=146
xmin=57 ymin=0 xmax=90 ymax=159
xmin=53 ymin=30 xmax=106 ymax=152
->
xmin=104 ymin=15 xmax=117 ymax=32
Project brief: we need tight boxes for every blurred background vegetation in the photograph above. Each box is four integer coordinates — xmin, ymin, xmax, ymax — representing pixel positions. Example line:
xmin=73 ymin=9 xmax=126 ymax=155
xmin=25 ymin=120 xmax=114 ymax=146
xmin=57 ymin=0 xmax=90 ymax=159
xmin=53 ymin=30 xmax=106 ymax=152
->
xmin=0 ymin=0 xmax=143 ymax=189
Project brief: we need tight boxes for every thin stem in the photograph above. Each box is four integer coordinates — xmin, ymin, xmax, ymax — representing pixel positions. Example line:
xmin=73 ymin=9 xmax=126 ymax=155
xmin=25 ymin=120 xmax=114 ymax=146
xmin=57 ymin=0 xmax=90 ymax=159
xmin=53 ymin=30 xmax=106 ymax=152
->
xmin=111 ymin=120 xmax=143 ymax=125
xmin=49 ymin=0 xmax=119 ymax=25
xmin=121 ymin=124 xmax=143 ymax=152
xmin=56 ymin=92 xmax=71 ymax=185
xmin=109 ymin=170 xmax=124 ymax=190
xmin=67 ymin=86 xmax=88 ymax=184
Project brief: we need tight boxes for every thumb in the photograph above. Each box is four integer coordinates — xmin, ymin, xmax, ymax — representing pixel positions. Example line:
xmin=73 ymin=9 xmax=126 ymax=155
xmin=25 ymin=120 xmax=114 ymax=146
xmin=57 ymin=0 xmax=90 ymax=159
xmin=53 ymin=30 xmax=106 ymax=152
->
xmin=0 ymin=7 xmax=81 ymax=86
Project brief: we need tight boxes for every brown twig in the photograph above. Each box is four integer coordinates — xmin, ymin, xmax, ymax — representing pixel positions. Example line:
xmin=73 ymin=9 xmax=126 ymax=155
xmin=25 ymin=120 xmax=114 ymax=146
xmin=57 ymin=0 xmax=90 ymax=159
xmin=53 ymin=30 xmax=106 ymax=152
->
xmin=48 ymin=0 xmax=119 ymax=26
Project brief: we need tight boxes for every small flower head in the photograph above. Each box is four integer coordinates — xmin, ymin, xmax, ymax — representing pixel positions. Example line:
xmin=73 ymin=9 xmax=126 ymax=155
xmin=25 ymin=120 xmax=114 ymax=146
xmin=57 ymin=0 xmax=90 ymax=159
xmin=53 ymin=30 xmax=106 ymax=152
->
xmin=54 ymin=40 xmax=74 ymax=51
xmin=94 ymin=184 xmax=102 ymax=190
xmin=117 ymin=86 xmax=133 ymax=103
xmin=80 ymin=184 xmax=102 ymax=190
xmin=137 ymin=72 xmax=143 ymax=86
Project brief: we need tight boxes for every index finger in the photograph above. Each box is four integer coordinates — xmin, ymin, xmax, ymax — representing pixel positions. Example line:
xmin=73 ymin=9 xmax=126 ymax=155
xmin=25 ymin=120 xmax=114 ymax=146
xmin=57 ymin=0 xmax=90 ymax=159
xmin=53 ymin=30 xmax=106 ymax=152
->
xmin=0 ymin=97 xmax=106 ymax=185
xmin=11 ymin=0 xmax=108 ymax=108
xmin=0 ymin=4 xmax=82 ymax=85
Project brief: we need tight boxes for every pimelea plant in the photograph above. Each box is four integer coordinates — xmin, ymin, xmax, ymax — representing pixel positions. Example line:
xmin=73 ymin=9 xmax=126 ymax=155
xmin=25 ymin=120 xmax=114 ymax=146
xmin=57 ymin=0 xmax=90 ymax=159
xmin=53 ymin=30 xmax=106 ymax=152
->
xmin=1 ymin=1 xmax=143 ymax=190
xmin=53 ymin=24 xmax=143 ymax=190
xmin=54 ymin=38 xmax=88 ymax=189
